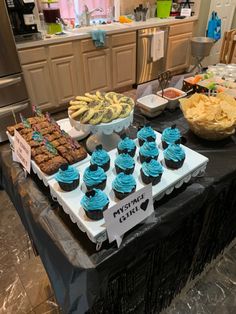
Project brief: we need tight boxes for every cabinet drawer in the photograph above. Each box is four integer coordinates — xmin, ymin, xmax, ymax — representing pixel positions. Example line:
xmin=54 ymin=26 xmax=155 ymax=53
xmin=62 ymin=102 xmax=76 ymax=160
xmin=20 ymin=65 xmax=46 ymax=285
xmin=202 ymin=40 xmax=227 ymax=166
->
xmin=169 ymin=22 xmax=194 ymax=36
xmin=81 ymin=37 xmax=110 ymax=52
xmin=18 ymin=47 xmax=46 ymax=65
xmin=111 ymin=32 xmax=136 ymax=47
xmin=49 ymin=42 xmax=73 ymax=58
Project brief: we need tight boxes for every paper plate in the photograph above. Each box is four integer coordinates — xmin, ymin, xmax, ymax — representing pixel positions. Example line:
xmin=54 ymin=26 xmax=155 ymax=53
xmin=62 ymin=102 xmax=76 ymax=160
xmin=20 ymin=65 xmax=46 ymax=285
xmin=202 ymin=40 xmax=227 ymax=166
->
xmin=57 ymin=118 xmax=90 ymax=140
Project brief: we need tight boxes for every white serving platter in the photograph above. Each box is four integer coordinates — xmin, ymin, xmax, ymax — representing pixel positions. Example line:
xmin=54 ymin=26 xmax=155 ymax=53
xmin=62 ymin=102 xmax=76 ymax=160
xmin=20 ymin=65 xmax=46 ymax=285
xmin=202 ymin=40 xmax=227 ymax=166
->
xmin=48 ymin=131 xmax=209 ymax=245
xmin=6 ymin=131 xmax=90 ymax=186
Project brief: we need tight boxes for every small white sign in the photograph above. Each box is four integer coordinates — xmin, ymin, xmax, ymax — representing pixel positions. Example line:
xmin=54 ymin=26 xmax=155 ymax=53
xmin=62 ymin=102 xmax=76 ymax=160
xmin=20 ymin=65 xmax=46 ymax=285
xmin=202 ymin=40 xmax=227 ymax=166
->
xmin=103 ymin=184 xmax=154 ymax=247
xmin=14 ymin=130 xmax=31 ymax=174
xmin=181 ymin=8 xmax=192 ymax=17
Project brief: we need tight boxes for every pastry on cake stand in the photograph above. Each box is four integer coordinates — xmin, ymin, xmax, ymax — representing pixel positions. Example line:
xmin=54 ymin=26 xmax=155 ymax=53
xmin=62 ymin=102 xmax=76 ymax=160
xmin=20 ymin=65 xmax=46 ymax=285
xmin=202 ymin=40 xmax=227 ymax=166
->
xmin=69 ymin=111 xmax=134 ymax=152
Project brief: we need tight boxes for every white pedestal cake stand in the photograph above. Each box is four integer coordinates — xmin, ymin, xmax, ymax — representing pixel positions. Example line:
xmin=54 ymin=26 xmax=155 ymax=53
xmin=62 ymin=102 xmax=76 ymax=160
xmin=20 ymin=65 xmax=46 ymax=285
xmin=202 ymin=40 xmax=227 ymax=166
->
xmin=69 ymin=110 xmax=134 ymax=152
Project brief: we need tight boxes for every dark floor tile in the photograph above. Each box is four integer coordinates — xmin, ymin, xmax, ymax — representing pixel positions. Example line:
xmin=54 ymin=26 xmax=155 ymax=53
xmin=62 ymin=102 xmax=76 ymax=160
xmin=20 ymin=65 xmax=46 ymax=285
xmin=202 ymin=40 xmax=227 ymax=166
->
xmin=16 ymin=256 xmax=53 ymax=308
xmin=0 ymin=273 xmax=32 ymax=313
xmin=34 ymin=297 xmax=61 ymax=314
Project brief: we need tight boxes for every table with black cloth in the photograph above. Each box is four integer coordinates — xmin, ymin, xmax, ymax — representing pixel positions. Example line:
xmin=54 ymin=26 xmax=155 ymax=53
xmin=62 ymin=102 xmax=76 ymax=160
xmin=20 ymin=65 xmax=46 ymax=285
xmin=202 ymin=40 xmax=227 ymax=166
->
xmin=0 ymin=108 xmax=236 ymax=314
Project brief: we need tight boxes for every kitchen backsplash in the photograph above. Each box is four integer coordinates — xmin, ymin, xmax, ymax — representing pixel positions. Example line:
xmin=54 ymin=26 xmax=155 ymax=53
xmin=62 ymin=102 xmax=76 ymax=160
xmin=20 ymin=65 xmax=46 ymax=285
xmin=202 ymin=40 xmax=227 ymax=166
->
xmin=120 ymin=0 xmax=156 ymax=15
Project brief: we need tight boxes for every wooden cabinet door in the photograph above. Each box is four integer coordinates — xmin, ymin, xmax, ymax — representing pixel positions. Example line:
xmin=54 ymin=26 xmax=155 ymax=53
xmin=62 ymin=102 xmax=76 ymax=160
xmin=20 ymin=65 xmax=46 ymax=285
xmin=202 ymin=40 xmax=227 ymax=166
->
xmin=82 ymin=49 xmax=111 ymax=93
xmin=22 ymin=61 xmax=55 ymax=111
xmin=166 ymin=33 xmax=192 ymax=72
xmin=51 ymin=56 xmax=78 ymax=105
xmin=112 ymin=43 xmax=136 ymax=89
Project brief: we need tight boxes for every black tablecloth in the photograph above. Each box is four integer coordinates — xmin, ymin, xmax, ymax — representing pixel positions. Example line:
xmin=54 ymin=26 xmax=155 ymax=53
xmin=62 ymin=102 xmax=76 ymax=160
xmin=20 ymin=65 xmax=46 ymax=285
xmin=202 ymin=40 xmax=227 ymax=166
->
xmin=1 ymin=109 xmax=236 ymax=314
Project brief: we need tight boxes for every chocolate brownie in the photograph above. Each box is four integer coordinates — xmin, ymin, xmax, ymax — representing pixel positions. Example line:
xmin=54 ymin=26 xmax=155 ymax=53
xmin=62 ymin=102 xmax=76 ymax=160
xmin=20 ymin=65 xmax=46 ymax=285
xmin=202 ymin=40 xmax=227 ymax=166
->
xmin=7 ymin=123 xmax=24 ymax=136
xmin=34 ymin=121 xmax=51 ymax=129
xmin=50 ymin=140 xmax=60 ymax=147
xmin=31 ymin=146 xmax=48 ymax=157
xmin=28 ymin=140 xmax=43 ymax=148
xmin=40 ymin=156 xmax=68 ymax=175
xmin=28 ymin=117 xmax=47 ymax=125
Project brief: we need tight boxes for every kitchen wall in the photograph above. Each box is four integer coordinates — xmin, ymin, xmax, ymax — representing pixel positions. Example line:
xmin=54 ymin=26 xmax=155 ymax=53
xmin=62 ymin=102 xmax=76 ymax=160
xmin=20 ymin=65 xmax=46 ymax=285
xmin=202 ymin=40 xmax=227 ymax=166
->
xmin=232 ymin=9 xmax=236 ymax=28
xmin=120 ymin=0 xmax=155 ymax=15
xmin=194 ymin=0 xmax=211 ymax=36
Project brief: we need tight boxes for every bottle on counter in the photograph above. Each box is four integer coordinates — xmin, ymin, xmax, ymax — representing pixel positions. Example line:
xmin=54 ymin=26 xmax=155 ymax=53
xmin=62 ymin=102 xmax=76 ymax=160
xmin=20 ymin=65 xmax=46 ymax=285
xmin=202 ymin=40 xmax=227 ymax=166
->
xmin=41 ymin=0 xmax=62 ymax=34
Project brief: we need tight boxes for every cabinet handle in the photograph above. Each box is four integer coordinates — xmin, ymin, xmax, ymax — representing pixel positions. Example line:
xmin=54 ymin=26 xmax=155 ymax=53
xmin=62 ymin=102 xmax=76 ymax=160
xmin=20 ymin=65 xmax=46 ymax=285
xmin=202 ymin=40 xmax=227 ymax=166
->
xmin=0 ymin=102 xmax=29 ymax=118
xmin=0 ymin=76 xmax=22 ymax=88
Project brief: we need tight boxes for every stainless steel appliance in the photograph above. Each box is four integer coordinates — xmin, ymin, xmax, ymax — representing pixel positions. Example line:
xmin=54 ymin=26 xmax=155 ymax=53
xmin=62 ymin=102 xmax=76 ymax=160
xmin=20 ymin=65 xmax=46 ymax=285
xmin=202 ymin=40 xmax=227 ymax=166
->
xmin=0 ymin=0 xmax=31 ymax=142
xmin=137 ymin=26 xmax=169 ymax=84
xmin=5 ymin=0 xmax=41 ymax=41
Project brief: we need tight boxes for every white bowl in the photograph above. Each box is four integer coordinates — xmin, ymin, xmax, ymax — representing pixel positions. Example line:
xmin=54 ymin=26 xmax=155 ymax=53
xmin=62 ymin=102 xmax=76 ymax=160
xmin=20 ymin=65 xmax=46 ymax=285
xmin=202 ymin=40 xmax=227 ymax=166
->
xmin=137 ymin=94 xmax=168 ymax=117
xmin=157 ymin=88 xmax=186 ymax=110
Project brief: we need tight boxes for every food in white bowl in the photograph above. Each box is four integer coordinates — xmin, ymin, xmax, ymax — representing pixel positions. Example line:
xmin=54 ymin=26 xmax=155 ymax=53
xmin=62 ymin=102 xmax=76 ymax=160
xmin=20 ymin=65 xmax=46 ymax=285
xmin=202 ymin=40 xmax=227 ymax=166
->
xmin=157 ymin=87 xmax=186 ymax=110
xmin=137 ymin=94 xmax=168 ymax=117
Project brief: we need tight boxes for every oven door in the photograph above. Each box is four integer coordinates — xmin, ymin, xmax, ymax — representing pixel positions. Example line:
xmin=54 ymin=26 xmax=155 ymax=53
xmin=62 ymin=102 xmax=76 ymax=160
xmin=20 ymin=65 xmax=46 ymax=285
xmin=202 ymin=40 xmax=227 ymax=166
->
xmin=0 ymin=100 xmax=32 ymax=142
xmin=0 ymin=73 xmax=28 ymax=108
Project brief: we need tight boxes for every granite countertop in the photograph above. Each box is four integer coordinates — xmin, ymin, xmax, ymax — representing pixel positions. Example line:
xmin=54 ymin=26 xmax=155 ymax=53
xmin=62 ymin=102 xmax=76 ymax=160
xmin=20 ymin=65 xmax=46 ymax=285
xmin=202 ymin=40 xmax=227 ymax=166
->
xmin=16 ymin=16 xmax=198 ymax=50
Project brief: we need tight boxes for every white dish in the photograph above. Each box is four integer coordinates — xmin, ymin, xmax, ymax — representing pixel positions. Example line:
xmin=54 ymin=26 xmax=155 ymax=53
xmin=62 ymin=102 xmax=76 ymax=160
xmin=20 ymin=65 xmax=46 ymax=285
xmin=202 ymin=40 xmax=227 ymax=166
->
xmin=137 ymin=94 xmax=168 ymax=112
xmin=157 ymin=88 xmax=187 ymax=110
xmin=48 ymin=131 xmax=209 ymax=245
xmin=57 ymin=118 xmax=90 ymax=140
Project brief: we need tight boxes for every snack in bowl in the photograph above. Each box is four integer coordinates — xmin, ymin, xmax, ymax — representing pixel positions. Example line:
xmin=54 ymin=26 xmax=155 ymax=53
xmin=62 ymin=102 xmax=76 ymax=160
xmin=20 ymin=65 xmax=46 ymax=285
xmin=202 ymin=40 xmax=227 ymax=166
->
xmin=68 ymin=91 xmax=134 ymax=125
xmin=180 ymin=93 xmax=236 ymax=141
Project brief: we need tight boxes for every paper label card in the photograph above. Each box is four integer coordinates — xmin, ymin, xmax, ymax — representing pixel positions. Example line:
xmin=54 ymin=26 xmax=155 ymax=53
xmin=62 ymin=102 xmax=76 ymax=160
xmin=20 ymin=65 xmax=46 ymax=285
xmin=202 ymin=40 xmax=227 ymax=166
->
xmin=14 ymin=130 xmax=31 ymax=174
xmin=103 ymin=184 xmax=154 ymax=247
xmin=181 ymin=8 xmax=192 ymax=17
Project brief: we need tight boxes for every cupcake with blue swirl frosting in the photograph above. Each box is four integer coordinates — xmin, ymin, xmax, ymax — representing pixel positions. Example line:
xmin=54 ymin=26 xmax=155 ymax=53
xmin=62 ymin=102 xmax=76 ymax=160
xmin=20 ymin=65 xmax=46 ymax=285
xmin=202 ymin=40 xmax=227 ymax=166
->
xmin=137 ymin=124 xmax=156 ymax=146
xmin=115 ymin=150 xmax=135 ymax=174
xmin=91 ymin=145 xmax=110 ymax=172
xmin=161 ymin=125 xmax=181 ymax=149
xmin=83 ymin=164 xmax=107 ymax=191
xmin=139 ymin=137 xmax=159 ymax=163
xmin=141 ymin=158 xmax=163 ymax=186
xmin=81 ymin=189 xmax=109 ymax=220
xmin=56 ymin=164 xmax=80 ymax=191
xmin=117 ymin=133 xmax=136 ymax=157
xmin=112 ymin=171 xmax=136 ymax=200
xmin=164 ymin=144 xmax=185 ymax=169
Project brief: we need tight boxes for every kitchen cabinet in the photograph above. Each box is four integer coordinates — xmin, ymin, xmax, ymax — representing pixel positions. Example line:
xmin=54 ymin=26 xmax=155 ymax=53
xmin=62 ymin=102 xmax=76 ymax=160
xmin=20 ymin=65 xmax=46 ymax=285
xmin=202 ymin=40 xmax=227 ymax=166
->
xmin=82 ymin=49 xmax=112 ymax=92
xmin=166 ymin=32 xmax=192 ymax=72
xmin=166 ymin=22 xmax=194 ymax=74
xmin=51 ymin=56 xmax=78 ymax=104
xmin=22 ymin=61 xmax=55 ymax=111
xmin=112 ymin=43 xmax=136 ymax=88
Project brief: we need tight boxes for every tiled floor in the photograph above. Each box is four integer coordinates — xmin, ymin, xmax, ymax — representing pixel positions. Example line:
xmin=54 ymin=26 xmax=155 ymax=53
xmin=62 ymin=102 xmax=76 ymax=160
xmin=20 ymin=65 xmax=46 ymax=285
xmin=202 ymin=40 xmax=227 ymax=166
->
xmin=0 ymin=188 xmax=235 ymax=314
xmin=0 ymin=190 xmax=60 ymax=314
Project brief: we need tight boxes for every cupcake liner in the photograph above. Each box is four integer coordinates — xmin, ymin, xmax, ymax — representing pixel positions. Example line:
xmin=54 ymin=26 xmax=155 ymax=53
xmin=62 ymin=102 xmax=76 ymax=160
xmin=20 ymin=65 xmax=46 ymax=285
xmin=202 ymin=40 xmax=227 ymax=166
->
xmin=91 ymin=160 xmax=110 ymax=172
xmin=138 ymin=138 xmax=145 ymax=146
xmin=84 ymin=203 xmax=109 ymax=221
xmin=115 ymin=164 xmax=134 ymax=175
xmin=113 ymin=187 xmax=136 ymax=200
xmin=85 ymin=179 xmax=107 ymax=191
xmin=58 ymin=178 xmax=80 ymax=192
xmin=117 ymin=147 xmax=136 ymax=157
xmin=141 ymin=169 xmax=162 ymax=186
xmin=165 ymin=158 xmax=185 ymax=170
xmin=162 ymin=139 xmax=181 ymax=149
xmin=139 ymin=153 xmax=158 ymax=164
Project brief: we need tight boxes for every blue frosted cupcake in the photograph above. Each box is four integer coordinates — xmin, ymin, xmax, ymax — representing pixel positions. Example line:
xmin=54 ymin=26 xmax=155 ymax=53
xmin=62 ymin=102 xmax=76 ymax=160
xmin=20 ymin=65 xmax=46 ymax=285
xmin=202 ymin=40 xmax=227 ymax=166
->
xmin=164 ymin=144 xmax=185 ymax=169
xmin=117 ymin=134 xmax=136 ymax=157
xmin=56 ymin=164 xmax=80 ymax=191
xmin=91 ymin=145 xmax=110 ymax=172
xmin=115 ymin=151 xmax=135 ymax=174
xmin=112 ymin=171 xmax=136 ymax=200
xmin=139 ymin=137 xmax=159 ymax=163
xmin=81 ymin=189 xmax=109 ymax=220
xmin=83 ymin=164 xmax=107 ymax=190
xmin=161 ymin=125 xmax=181 ymax=149
xmin=137 ymin=124 xmax=156 ymax=146
xmin=141 ymin=158 xmax=163 ymax=186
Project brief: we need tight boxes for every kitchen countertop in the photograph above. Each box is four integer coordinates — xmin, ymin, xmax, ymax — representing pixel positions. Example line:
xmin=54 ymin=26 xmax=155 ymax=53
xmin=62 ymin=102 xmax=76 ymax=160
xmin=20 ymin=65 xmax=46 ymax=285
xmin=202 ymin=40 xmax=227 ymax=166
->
xmin=16 ymin=16 xmax=198 ymax=50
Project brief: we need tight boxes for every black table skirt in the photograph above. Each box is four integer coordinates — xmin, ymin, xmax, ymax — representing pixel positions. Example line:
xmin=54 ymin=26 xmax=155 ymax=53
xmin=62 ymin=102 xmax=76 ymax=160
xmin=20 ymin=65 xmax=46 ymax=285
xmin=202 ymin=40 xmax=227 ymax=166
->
xmin=1 ymin=109 xmax=236 ymax=314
